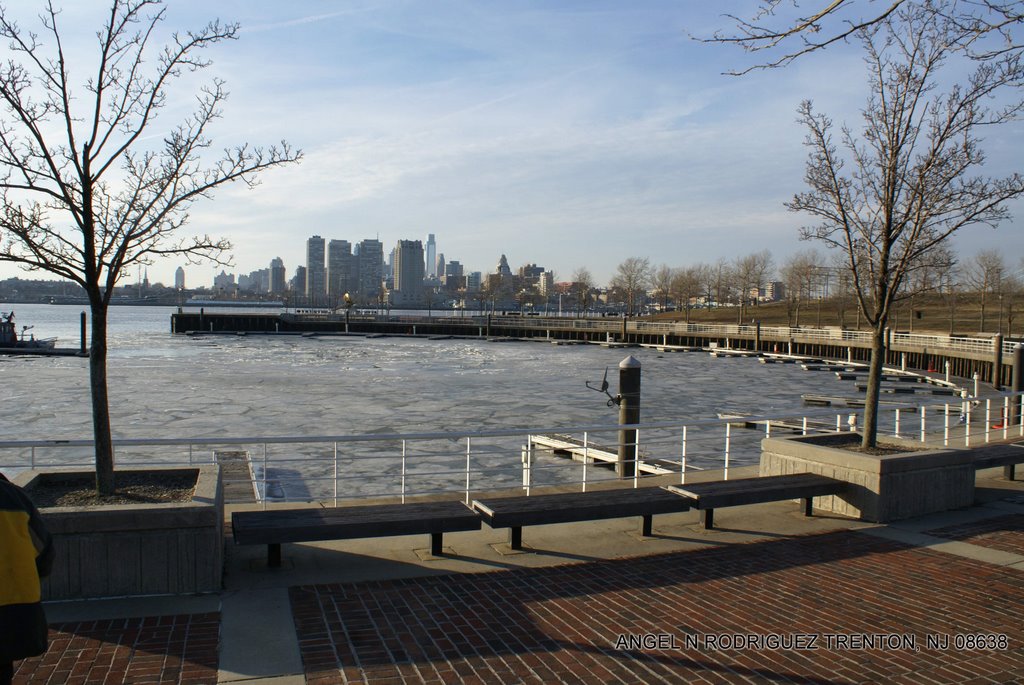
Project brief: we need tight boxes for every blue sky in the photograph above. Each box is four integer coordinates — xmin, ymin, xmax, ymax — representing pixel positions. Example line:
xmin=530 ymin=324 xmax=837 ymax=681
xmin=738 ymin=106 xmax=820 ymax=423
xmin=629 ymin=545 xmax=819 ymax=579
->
xmin=2 ymin=1 xmax=1022 ymax=288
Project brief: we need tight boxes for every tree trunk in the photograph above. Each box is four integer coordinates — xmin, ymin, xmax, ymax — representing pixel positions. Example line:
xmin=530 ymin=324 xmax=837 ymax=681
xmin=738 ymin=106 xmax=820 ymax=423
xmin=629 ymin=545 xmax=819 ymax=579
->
xmin=861 ymin=326 xmax=887 ymax=449
xmin=89 ymin=301 xmax=115 ymax=495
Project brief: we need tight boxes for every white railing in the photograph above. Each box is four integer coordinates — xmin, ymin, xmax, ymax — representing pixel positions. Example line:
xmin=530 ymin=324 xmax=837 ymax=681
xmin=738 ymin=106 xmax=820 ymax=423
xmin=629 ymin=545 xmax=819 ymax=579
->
xmin=4 ymin=393 xmax=1021 ymax=507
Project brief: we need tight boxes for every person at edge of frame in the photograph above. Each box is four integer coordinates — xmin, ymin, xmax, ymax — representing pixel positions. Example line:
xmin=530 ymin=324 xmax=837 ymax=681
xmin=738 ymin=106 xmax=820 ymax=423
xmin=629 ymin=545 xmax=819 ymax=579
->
xmin=0 ymin=472 xmax=55 ymax=685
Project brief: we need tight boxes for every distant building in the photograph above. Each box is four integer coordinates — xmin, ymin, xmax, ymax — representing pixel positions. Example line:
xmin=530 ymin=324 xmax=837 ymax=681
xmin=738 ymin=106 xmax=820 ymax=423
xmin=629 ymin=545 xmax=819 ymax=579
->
xmin=241 ymin=268 xmax=270 ymax=293
xmin=327 ymin=240 xmax=354 ymax=298
xmin=355 ymin=239 xmax=384 ymax=302
xmin=290 ymin=265 xmax=307 ymax=294
xmin=174 ymin=266 xmax=185 ymax=290
xmin=518 ymin=263 xmax=545 ymax=281
xmin=496 ymin=254 xmax=512 ymax=278
xmin=443 ymin=260 xmax=464 ymax=290
xmin=270 ymin=257 xmax=286 ymax=295
xmin=435 ymin=252 xmax=445 ymax=282
xmin=761 ymin=281 xmax=786 ymax=302
xmin=538 ymin=270 xmax=554 ymax=297
xmin=305 ymin=235 xmax=326 ymax=298
xmin=466 ymin=271 xmax=482 ymax=292
xmin=425 ymin=234 xmax=437 ymax=278
xmin=213 ymin=270 xmax=235 ymax=292
xmin=391 ymin=239 xmax=425 ymax=307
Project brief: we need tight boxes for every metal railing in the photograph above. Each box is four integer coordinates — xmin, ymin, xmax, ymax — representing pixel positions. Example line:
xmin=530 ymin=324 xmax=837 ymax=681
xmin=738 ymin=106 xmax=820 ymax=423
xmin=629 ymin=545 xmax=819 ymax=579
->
xmin=350 ymin=313 xmax=1016 ymax=357
xmin=4 ymin=393 xmax=1021 ymax=507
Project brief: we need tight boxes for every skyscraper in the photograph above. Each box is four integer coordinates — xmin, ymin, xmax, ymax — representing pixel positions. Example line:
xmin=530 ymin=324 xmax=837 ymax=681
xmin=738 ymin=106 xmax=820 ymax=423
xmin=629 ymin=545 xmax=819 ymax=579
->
xmin=443 ymin=260 xmax=464 ymax=289
xmin=356 ymin=239 xmax=383 ymax=302
xmin=269 ymin=257 xmax=286 ymax=295
xmin=327 ymin=240 xmax=353 ymax=297
xmin=425 ymin=233 xmax=437 ymax=278
xmin=174 ymin=266 xmax=186 ymax=290
xmin=291 ymin=265 xmax=307 ymax=294
xmin=306 ymin=235 xmax=326 ymax=299
xmin=392 ymin=239 xmax=425 ymax=307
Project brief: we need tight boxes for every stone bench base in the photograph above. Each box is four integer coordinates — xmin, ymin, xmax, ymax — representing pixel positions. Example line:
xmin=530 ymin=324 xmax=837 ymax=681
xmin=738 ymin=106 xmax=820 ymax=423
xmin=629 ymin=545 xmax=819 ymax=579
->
xmin=760 ymin=435 xmax=971 ymax=523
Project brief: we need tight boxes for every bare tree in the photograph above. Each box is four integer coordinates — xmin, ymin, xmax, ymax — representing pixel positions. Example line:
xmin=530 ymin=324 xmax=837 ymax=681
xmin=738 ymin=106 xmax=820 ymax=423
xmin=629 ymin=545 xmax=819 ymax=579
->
xmin=781 ymin=250 xmax=821 ymax=327
xmin=696 ymin=261 xmax=717 ymax=309
xmin=0 ymin=1 xmax=300 ymax=493
xmin=669 ymin=265 xmax=703 ymax=323
xmin=900 ymin=245 xmax=956 ymax=332
xmin=1003 ymin=273 xmax=1023 ymax=336
xmin=732 ymin=250 xmax=774 ymax=322
xmin=610 ymin=257 xmax=651 ymax=316
xmin=712 ymin=258 xmax=731 ymax=310
xmin=830 ymin=252 xmax=859 ymax=329
xmin=939 ymin=263 xmax=961 ymax=334
xmin=650 ymin=264 xmax=675 ymax=312
xmin=963 ymin=249 xmax=1007 ymax=332
xmin=570 ymin=267 xmax=594 ymax=317
xmin=788 ymin=5 xmax=1024 ymax=448
xmin=706 ymin=1 xmax=1023 ymax=74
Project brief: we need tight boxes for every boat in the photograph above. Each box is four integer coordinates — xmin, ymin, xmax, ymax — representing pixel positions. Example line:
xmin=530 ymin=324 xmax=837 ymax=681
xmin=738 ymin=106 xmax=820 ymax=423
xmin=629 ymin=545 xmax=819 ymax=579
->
xmin=0 ymin=311 xmax=57 ymax=350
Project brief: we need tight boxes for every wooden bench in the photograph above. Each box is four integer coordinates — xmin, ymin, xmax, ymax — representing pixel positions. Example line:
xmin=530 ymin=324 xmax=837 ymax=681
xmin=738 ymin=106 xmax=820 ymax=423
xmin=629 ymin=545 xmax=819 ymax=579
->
xmin=971 ymin=442 xmax=1024 ymax=481
xmin=666 ymin=473 xmax=847 ymax=530
xmin=231 ymin=500 xmax=482 ymax=567
xmin=471 ymin=487 xmax=692 ymax=551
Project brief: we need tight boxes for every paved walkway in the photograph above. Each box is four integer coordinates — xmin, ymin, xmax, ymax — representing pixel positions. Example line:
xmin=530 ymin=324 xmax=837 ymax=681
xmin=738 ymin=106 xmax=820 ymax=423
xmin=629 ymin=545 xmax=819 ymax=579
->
xmin=13 ymin=472 xmax=1024 ymax=684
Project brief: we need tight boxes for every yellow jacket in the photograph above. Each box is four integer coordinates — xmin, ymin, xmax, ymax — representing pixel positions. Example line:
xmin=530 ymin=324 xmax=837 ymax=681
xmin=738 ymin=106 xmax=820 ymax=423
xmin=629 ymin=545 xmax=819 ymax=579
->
xmin=0 ymin=473 xmax=54 ymax=663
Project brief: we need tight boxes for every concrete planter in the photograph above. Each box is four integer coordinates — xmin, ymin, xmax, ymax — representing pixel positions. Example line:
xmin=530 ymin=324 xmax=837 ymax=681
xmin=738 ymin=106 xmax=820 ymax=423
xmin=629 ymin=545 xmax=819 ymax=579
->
xmin=760 ymin=434 xmax=972 ymax=523
xmin=15 ymin=465 xmax=223 ymax=600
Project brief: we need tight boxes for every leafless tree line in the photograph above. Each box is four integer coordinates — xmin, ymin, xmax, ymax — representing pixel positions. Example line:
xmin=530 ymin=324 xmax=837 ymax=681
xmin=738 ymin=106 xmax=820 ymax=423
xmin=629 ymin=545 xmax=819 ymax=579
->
xmin=565 ymin=247 xmax=1024 ymax=333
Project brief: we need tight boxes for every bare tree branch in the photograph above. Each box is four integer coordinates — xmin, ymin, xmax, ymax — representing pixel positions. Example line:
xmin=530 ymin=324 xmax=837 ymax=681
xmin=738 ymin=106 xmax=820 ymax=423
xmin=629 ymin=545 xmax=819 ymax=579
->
xmin=0 ymin=0 xmax=300 ymax=494
xmin=704 ymin=0 xmax=1022 ymax=74
xmin=789 ymin=3 xmax=1024 ymax=446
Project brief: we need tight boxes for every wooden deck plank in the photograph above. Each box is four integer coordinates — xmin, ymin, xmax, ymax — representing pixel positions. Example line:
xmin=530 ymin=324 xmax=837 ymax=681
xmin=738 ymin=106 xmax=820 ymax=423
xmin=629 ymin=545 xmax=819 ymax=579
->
xmin=471 ymin=488 xmax=691 ymax=528
xmin=232 ymin=500 xmax=481 ymax=545
xmin=667 ymin=474 xmax=846 ymax=509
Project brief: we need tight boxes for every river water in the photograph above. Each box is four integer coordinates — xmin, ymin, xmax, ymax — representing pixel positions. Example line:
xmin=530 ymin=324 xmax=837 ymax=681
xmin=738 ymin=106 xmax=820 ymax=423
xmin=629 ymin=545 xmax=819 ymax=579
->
xmin=0 ymin=303 xmax=854 ymax=498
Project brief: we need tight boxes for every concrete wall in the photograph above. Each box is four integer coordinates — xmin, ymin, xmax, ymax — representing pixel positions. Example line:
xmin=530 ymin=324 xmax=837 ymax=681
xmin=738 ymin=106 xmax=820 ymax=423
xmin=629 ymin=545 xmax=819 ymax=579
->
xmin=16 ymin=465 xmax=223 ymax=600
xmin=760 ymin=435 xmax=975 ymax=522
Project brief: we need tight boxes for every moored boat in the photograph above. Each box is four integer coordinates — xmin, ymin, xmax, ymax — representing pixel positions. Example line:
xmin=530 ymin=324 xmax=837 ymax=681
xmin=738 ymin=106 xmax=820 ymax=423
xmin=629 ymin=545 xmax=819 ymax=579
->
xmin=0 ymin=311 xmax=57 ymax=350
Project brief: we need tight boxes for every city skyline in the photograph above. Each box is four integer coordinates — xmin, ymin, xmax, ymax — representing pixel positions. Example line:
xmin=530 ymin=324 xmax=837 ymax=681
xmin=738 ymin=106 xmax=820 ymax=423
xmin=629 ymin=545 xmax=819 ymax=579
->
xmin=0 ymin=1 xmax=1020 ymax=289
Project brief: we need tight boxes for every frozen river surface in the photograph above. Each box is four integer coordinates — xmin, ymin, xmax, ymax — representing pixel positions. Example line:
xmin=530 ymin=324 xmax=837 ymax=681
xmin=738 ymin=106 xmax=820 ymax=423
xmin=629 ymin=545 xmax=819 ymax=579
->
xmin=0 ymin=305 xmax=853 ymax=498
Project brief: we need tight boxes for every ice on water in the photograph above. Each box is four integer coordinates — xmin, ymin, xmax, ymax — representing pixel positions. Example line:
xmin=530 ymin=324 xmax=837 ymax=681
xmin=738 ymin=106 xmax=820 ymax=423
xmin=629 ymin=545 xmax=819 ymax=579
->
xmin=0 ymin=305 xmax=843 ymax=499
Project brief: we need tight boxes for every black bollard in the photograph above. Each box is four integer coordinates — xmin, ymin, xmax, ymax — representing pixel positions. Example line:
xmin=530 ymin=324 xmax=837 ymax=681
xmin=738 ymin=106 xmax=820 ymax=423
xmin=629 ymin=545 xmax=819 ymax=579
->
xmin=993 ymin=333 xmax=1004 ymax=390
xmin=617 ymin=356 xmax=641 ymax=479
xmin=80 ymin=311 xmax=87 ymax=354
xmin=1012 ymin=344 xmax=1023 ymax=425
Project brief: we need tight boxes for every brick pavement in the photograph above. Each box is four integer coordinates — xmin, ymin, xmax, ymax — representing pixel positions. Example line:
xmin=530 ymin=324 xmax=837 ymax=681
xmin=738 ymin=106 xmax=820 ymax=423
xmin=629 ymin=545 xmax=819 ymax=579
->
xmin=290 ymin=530 xmax=1024 ymax=685
xmin=14 ymin=613 xmax=219 ymax=685
xmin=925 ymin=513 xmax=1024 ymax=556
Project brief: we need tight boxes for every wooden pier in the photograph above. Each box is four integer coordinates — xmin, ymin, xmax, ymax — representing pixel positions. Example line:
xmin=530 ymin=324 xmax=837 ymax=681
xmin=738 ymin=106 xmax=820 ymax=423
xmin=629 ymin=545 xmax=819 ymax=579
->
xmin=215 ymin=450 xmax=259 ymax=503
xmin=169 ymin=310 xmax=1017 ymax=387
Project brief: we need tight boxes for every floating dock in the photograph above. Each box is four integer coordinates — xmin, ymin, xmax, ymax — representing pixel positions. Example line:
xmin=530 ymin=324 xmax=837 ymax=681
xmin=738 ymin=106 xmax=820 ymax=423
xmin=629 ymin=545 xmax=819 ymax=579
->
xmin=529 ymin=433 xmax=676 ymax=475
xmin=709 ymin=348 xmax=759 ymax=358
xmin=800 ymin=394 xmax=919 ymax=410
xmin=0 ymin=346 xmax=87 ymax=357
xmin=639 ymin=343 xmax=702 ymax=353
xmin=717 ymin=413 xmax=840 ymax=433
